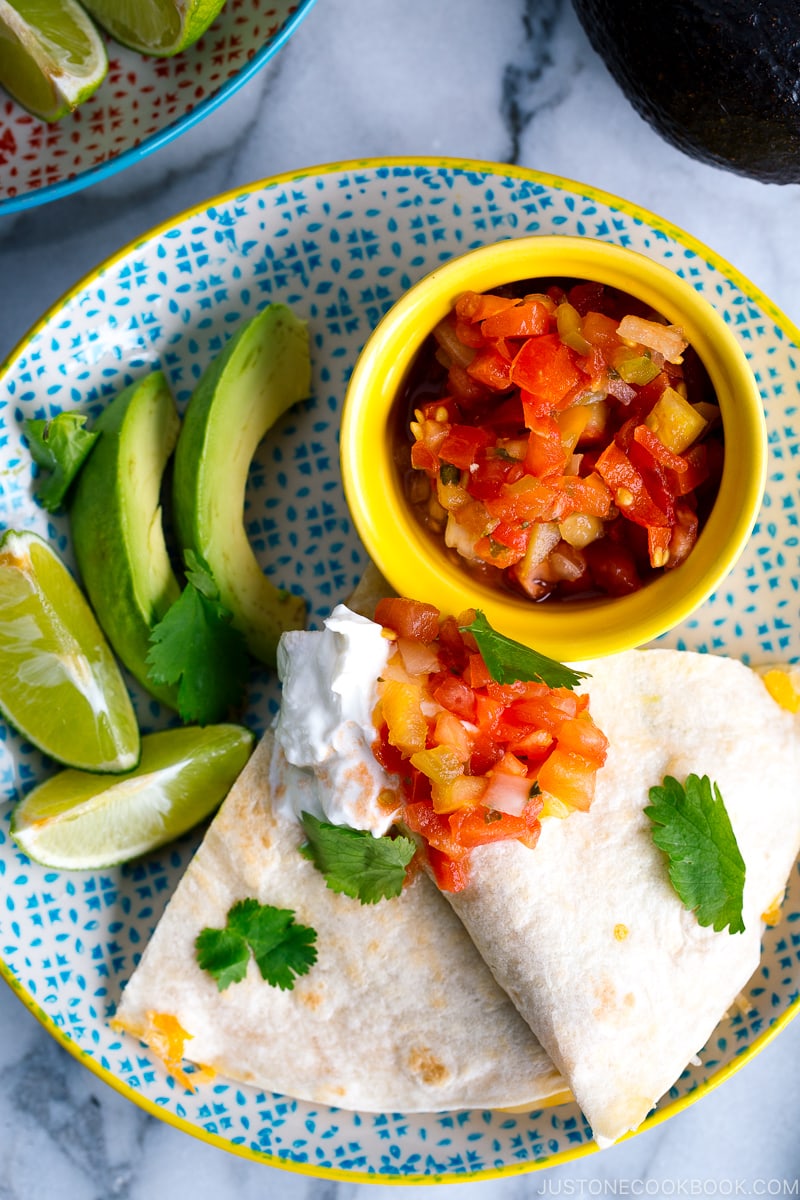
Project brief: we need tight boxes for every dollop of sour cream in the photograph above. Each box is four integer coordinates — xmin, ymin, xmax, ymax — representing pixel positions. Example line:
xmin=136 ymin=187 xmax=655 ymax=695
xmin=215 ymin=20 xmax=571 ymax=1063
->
xmin=269 ymin=604 xmax=400 ymax=834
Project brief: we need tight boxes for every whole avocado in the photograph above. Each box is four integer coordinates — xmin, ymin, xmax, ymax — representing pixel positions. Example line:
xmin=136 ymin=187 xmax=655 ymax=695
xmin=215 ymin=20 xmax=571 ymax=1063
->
xmin=572 ymin=0 xmax=800 ymax=184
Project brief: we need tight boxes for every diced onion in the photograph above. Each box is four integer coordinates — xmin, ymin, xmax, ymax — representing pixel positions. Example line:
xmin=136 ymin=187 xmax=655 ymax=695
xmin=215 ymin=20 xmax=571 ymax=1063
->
xmin=483 ymin=771 xmax=534 ymax=816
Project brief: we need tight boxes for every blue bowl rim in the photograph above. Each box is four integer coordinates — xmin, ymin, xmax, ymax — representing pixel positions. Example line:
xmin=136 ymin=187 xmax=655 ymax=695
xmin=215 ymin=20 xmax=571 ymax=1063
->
xmin=0 ymin=0 xmax=319 ymax=218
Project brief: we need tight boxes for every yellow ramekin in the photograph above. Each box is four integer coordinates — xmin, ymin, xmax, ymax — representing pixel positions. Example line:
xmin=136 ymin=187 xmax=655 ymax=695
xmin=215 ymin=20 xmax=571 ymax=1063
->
xmin=340 ymin=235 xmax=767 ymax=660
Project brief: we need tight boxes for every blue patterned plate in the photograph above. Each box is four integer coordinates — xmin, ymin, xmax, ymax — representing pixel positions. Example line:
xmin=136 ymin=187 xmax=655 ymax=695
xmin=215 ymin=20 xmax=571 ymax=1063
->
xmin=1 ymin=160 xmax=798 ymax=1182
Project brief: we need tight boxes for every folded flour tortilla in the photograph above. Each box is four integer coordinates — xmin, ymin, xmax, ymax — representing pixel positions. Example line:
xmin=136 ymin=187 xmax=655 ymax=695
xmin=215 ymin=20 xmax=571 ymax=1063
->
xmin=114 ymin=730 xmax=565 ymax=1111
xmin=442 ymin=648 xmax=800 ymax=1145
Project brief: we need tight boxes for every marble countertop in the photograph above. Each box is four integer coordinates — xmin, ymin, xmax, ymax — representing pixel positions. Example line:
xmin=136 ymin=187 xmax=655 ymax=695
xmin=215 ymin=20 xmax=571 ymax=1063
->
xmin=1 ymin=1 xmax=799 ymax=1196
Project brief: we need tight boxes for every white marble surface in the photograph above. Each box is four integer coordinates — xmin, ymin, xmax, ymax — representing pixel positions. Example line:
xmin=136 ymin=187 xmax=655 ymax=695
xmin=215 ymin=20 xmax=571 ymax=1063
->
xmin=1 ymin=0 xmax=799 ymax=1195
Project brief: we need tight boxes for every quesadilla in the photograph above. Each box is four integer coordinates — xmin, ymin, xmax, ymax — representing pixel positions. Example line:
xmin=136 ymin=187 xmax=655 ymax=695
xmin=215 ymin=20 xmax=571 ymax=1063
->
xmin=115 ymin=586 xmax=800 ymax=1144
xmin=114 ymin=729 xmax=566 ymax=1112
xmin=436 ymin=648 xmax=800 ymax=1145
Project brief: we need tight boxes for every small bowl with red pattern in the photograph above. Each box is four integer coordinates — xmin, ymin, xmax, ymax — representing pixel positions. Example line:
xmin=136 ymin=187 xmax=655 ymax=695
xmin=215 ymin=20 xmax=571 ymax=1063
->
xmin=340 ymin=235 xmax=767 ymax=661
xmin=0 ymin=0 xmax=317 ymax=214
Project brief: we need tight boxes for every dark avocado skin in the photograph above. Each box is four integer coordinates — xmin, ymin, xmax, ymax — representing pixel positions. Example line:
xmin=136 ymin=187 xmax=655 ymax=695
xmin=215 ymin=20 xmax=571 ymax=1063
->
xmin=572 ymin=0 xmax=800 ymax=184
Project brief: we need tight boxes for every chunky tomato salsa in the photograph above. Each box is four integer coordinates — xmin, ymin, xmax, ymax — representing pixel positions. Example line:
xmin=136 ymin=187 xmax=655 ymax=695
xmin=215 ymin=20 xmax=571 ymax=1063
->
xmin=398 ymin=279 xmax=723 ymax=600
xmin=372 ymin=597 xmax=608 ymax=892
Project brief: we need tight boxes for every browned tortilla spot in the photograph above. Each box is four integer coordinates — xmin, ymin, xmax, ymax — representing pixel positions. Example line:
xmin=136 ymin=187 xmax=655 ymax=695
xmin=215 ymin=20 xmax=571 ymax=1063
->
xmin=408 ymin=1046 xmax=450 ymax=1087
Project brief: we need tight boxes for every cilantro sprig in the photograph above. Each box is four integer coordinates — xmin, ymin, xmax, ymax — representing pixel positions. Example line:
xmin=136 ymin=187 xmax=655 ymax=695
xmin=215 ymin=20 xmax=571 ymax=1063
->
xmin=300 ymin=811 xmax=416 ymax=904
xmin=146 ymin=551 xmax=249 ymax=725
xmin=460 ymin=610 xmax=590 ymax=691
xmin=645 ymin=773 xmax=746 ymax=935
xmin=25 ymin=413 xmax=100 ymax=511
xmin=195 ymin=899 xmax=318 ymax=992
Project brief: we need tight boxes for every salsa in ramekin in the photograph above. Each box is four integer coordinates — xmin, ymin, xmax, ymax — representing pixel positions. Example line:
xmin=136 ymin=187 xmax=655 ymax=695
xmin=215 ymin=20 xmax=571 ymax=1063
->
xmin=397 ymin=279 xmax=723 ymax=601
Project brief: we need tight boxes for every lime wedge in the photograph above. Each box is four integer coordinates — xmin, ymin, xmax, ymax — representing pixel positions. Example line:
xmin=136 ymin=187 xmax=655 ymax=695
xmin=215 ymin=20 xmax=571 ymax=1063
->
xmin=0 ymin=529 xmax=139 ymax=773
xmin=79 ymin=0 xmax=226 ymax=57
xmin=0 ymin=0 xmax=108 ymax=122
xmin=11 ymin=723 xmax=254 ymax=869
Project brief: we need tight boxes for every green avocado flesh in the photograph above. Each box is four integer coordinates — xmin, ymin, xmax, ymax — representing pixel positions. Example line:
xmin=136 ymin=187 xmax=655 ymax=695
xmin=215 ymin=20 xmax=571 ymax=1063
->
xmin=172 ymin=304 xmax=311 ymax=667
xmin=572 ymin=0 xmax=800 ymax=184
xmin=70 ymin=372 xmax=181 ymax=708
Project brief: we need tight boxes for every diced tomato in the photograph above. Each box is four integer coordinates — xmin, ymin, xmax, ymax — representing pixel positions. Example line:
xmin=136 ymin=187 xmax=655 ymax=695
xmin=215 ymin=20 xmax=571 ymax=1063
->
xmin=427 ymin=845 xmax=471 ymax=892
xmin=467 ymin=348 xmax=513 ymax=390
xmin=472 ymin=534 xmax=526 ymax=569
xmin=595 ymin=440 xmax=670 ymax=529
xmin=372 ymin=730 xmax=405 ymax=775
xmin=410 ymin=440 xmax=441 ymax=473
xmin=524 ymin=413 xmax=567 ymax=478
xmin=465 ymin=652 xmax=492 ymax=688
xmin=633 ymin=422 xmax=689 ymax=473
xmin=437 ymin=614 xmax=469 ymax=661
xmin=486 ymin=393 xmax=526 ymax=430
xmin=403 ymin=801 xmax=467 ymax=860
xmin=375 ymin=597 xmax=440 ymax=642
xmin=480 ymin=297 xmax=550 ymax=340
xmin=432 ymin=673 xmax=477 ymax=721
xmin=449 ymin=800 xmax=542 ymax=849
xmin=506 ymin=689 xmax=580 ymax=732
xmin=454 ymin=316 xmax=488 ymax=349
xmin=455 ymin=291 xmax=518 ymax=324
xmin=483 ymin=475 xmax=561 ymax=524
xmin=416 ymin=396 xmax=461 ymax=423
xmin=555 ymin=715 xmax=609 ymax=766
xmin=467 ymin=454 xmax=524 ymax=502
xmin=474 ymin=692 xmax=505 ymax=733
xmin=511 ymin=334 xmax=583 ymax=409
xmin=581 ymin=310 xmax=621 ymax=354
xmin=550 ymin=473 xmax=613 ymax=519
xmin=669 ymin=441 xmax=709 ymax=496
xmin=627 ymin=438 xmax=676 ymax=524
xmin=438 ymin=424 xmax=494 ymax=470
xmin=485 ymin=520 xmax=530 ymax=555
xmin=430 ymin=711 xmax=473 ymax=759
xmin=505 ymin=726 xmax=554 ymax=757
xmin=647 ymin=524 xmax=672 ymax=569
xmin=536 ymin=748 xmax=597 ymax=811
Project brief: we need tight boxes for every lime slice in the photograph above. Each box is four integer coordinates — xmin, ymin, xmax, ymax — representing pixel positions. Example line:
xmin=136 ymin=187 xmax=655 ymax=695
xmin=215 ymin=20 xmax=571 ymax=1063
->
xmin=79 ymin=0 xmax=226 ymax=57
xmin=0 ymin=0 xmax=108 ymax=122
xmin=11 ymin=723 xmax=254 ymax=869
xmin=0 ymin=529 xmax=139 ymax=773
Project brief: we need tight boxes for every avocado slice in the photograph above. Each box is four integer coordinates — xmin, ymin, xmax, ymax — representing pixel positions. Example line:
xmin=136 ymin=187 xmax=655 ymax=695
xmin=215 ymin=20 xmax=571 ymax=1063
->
xmin=572 ymin=0 xmax=800 ymax=184
xmin=70 ymin=371 xmax=181 ymax=708
xmin=172 ymin=304 xmax=310 ymax=667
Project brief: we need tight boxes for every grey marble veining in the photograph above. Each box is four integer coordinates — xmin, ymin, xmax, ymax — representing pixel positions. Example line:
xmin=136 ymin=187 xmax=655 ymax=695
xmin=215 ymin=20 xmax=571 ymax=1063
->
xmin=1 ymin=0 xmax=799 ymax=1196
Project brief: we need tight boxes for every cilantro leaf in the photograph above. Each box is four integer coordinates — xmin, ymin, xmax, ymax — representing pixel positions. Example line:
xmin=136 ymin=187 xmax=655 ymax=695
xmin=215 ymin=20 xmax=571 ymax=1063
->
xmin=194 ymin=924 xmax=250 ymax=991
xmin=459 ymin=610 xmax=590 ymax=690
xmin=146 ymin=551 xmax=249 ymax=724
xmin=195 ymin=899 xmax=317 ymax=992
xmin=299 ymin=811 xmax=416 ymax=904
xmin=645 ymin=774 xmax=746 ymax=935
xmin=25 ymin=413 xmax=99 ymax=511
